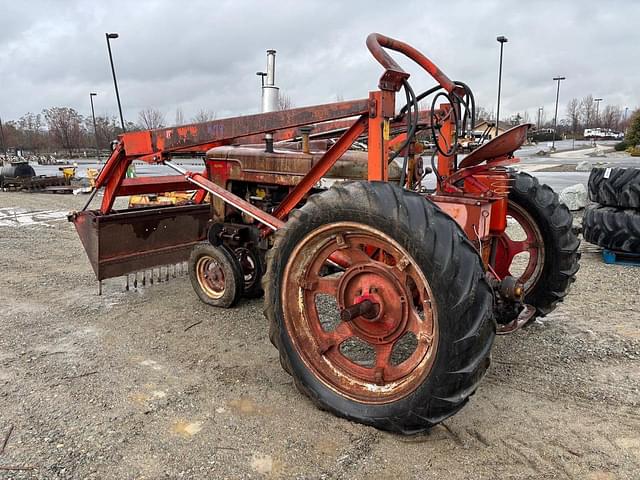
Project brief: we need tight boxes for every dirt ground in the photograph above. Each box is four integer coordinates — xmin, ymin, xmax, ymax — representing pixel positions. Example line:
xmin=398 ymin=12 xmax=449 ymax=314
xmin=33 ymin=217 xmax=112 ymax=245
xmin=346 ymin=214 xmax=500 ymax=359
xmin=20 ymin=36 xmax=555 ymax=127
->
xmin=1 ymin=191 xmax=639 ymax=480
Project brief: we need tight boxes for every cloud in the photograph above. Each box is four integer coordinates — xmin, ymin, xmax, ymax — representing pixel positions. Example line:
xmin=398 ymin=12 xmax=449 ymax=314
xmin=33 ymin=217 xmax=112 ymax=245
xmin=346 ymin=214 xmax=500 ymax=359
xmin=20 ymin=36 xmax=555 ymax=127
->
xmin=0 ymin=0 xmax=638 ymax=124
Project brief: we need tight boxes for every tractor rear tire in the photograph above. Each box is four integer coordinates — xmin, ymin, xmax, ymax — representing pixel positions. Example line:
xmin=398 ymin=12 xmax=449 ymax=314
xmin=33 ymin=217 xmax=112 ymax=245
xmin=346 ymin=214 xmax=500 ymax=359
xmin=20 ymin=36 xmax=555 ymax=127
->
xmin=189 ymin=244 xmax=243 ymax=308
xmin=588 ymin=167 xmax=640 ymax=209
xmin=264 ymin=181 xmax=495 ymax=434
xmin=583 ymin=204 xmax=640 ymax=253
xmin=493 ymin=172 xmax=580 ymax=320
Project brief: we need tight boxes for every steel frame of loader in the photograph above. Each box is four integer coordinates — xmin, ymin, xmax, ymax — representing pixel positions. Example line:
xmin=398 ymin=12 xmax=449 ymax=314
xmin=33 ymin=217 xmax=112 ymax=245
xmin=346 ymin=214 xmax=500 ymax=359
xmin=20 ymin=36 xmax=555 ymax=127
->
xmin=69 ymin=33 xmax=533 ymax=331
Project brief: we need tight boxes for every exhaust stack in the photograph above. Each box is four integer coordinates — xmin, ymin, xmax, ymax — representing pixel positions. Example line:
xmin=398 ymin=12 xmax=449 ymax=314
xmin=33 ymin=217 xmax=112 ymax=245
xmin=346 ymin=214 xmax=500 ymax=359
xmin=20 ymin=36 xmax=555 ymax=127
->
xmin=260 ymin=49 xmax=279 ymax=152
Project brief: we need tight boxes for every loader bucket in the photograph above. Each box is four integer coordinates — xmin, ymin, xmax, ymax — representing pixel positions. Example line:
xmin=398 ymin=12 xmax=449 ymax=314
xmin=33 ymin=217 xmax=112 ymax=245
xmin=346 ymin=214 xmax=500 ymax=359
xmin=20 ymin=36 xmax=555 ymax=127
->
xmin=69 ymin=204 xmax=211 ymax=281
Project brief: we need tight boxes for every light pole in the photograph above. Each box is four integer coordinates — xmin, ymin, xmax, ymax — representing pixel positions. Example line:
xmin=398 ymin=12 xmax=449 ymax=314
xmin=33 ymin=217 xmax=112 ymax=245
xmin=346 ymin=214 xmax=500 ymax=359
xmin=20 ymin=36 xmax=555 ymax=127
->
xmin=89 ymin=93 xmax=100 ymax=162
xmin=106 ymin=33 xmax=126 ymax=132
xmin=551 ymin=76 xmax=565 ymax=151
xmin=0 ymin=116 xmax=7 ymax=162
xmin=594 ymin=98 xmax=602 ymax=128
xmin=495 ymin=35 xmax=508 ymax=136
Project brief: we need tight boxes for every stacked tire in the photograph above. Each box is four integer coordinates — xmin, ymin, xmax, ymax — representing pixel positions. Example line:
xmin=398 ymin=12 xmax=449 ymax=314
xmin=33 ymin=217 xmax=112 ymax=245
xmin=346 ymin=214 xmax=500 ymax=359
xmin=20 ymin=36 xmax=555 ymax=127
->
xmin=583 ymin=167 xmax=640 ymax=253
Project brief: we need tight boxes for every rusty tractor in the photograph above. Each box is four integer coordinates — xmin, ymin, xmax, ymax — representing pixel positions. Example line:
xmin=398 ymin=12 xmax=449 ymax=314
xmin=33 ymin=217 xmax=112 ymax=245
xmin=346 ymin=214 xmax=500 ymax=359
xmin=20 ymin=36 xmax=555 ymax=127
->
xmin=69 ymin=33 xmax=580 ymax=433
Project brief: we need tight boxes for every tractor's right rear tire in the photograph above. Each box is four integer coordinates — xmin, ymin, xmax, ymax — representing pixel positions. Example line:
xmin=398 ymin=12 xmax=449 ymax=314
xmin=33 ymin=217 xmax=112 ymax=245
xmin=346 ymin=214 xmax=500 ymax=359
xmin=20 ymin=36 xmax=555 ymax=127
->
xmin=264 ymin=181 xmax=495 ymax=434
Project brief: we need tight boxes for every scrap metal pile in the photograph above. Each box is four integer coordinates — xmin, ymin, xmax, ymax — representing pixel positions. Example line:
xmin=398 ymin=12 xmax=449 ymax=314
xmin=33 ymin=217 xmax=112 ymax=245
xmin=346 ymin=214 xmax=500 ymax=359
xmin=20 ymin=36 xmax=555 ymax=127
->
xmin=0 ymin=162 xmax=68 ymax=192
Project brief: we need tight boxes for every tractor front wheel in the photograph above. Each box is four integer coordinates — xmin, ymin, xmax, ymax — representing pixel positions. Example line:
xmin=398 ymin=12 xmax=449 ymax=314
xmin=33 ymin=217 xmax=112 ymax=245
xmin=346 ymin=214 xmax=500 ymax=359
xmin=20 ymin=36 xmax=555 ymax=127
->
xmin=189 ymin=244 xmax=243 ymax=308
xmin=492 ymin=172 xmax=580 ymax=321
xmin=264 ymin=181 xmax=494 ymax=433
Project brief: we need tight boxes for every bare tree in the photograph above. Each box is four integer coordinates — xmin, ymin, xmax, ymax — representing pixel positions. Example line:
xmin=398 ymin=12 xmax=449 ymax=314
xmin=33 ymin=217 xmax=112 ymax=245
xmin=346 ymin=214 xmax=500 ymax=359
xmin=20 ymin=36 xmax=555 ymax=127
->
xmin=278 ymin=94 xmax=294 ymax=111
xmin=16 ymin=112 xmax=46 ymax=153
xmin=43 ymin=107 xmax=84 ymax=156
xmin=566 ymin=98 xmax=580 ymax=135
xmin=579 ymin=95 xmax=596 ymax=128
xmin=85 ymin=115 xmax=120 ymax=149
xmin=601 ymin=105 xmax=622 ymax=130
xmin=175 ymin=107 xmax=185 ymax=126
xmin=1 ymin=120 xmax=21 ymax=151
xmin=475 ymin=106 xmax=493 ymax=124
xmin=191 ymin=109 xmax=216 ymax=123
xmin=138 ymin=108 xmax=166 ymax=130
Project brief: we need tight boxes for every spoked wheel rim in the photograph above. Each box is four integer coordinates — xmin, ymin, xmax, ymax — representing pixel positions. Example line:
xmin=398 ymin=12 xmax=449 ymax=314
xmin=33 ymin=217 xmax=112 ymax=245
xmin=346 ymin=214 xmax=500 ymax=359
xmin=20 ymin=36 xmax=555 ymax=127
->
xmin=493 ymin=201 xmax=545 ymax=291
xmin=196 ymin=255 xmax=226 ymax=299
xmin=281 ymin=222 xmax=438 ymax=404
xmin=235 ymin=247 xmax=259 ymax=291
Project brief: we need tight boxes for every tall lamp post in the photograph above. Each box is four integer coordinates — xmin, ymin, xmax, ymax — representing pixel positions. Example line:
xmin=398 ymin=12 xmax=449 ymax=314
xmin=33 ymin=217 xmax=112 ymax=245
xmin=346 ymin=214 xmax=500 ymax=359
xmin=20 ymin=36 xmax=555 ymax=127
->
xmin=551 ymin=76 xmax=565 ymax=151
xmin=105 ymin=33 xmax=126 ymax=132
xmin=89 ymin=93 xmax=100 ymax=162
xmin=594 ymin=97 xmax=603 ymax=128
xmin=0 ymin=116 xmax=7 ymax=162
xmin=495 ymin=35 xmax=508 ymax=136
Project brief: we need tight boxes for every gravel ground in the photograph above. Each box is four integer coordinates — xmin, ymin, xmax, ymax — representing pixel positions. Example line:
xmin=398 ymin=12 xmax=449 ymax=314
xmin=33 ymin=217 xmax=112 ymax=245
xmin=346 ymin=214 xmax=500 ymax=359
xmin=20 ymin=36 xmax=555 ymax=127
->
xmin=1 ymin=191 xmax=639 ymax=480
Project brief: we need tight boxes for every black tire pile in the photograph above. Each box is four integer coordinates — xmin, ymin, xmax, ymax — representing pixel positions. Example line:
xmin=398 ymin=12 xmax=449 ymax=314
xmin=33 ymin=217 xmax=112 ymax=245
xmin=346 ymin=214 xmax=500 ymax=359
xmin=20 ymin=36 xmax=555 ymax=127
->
xmin=583 ymin=167 xmax=640 ymax=253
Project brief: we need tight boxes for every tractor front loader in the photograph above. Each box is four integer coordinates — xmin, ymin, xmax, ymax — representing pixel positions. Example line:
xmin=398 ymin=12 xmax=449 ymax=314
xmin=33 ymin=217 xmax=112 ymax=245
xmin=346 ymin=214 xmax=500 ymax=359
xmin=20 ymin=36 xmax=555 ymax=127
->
xmin=69 ymin=33 xmax=580 ymax=433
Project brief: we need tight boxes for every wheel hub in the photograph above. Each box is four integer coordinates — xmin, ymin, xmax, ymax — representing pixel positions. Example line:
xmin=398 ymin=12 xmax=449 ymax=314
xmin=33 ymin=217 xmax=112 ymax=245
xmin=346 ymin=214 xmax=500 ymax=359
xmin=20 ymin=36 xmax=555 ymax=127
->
xmin=281 ymin=222 xmax=439 ymax=404
xmin=337 ymin=263 xmax=408 ymax=344
xmin=493 ymin=200 xmax=545 ymax=292
xmin=196 ymin=256 xmax=225 ymax=298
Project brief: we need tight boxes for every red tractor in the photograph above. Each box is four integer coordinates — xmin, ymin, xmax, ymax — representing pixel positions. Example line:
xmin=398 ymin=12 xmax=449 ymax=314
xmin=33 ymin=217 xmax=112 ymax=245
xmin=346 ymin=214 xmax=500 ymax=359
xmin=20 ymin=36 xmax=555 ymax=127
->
xmin=70 ymin=33 xmax=579 ymax=433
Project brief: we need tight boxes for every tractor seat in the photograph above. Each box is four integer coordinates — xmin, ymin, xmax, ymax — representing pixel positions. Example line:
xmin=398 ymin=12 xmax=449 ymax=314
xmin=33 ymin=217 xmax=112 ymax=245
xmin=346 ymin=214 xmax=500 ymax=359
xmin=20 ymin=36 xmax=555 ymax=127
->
xmin=458 ymin=124 xmax=532 ymax=169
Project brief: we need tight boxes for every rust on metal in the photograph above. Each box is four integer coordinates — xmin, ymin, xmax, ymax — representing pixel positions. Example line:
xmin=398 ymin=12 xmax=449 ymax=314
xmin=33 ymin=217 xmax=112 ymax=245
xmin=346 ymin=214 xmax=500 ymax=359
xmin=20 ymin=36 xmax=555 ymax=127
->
xmin=122 ymin=99 xmax=370 ymax=158
xmin=115 ymin=175 xmax=194 ymax=196
xmin=164 ymin=161 xmax=284 ymax=231
xmin=280 ymin=222 xmax=439 ymax=403
xmin=366 ymin=33 xmax=457 ymax=94
xmin=69 ymin=204 xmax=211 ymax=280
xmin=458 ymin=123 xmax=531 ymax=168
xmin=430 ymin=194 xmax=493 ymax=241
xmin=272 ymin=115 xmax=368 ymax=220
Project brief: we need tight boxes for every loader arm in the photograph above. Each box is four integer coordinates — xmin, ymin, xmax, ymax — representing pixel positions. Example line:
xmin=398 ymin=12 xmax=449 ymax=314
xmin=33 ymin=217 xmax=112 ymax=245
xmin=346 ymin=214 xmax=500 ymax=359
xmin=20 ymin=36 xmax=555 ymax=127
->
xmin=94 ymin=99 xmax=370 ymax=213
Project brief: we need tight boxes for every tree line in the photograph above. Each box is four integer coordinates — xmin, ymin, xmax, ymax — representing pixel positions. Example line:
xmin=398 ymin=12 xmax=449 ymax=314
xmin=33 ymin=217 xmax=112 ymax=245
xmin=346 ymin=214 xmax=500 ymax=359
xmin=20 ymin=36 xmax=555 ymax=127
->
xmin=0 ymin=107 xmax=217 ymax=157
xmin=0 ymin=96 xmax=297 ymax=158
xmin=1 ymin=94 xmax=634 ymax=157
xmin=474 ymin=96 xmax=635 ymax=136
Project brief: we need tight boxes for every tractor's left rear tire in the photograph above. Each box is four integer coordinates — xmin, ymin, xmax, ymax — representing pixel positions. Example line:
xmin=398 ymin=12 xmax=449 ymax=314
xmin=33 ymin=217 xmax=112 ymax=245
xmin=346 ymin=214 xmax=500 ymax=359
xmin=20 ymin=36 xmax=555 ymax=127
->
xmin=264 ymin=181 xmax=495 ymax=434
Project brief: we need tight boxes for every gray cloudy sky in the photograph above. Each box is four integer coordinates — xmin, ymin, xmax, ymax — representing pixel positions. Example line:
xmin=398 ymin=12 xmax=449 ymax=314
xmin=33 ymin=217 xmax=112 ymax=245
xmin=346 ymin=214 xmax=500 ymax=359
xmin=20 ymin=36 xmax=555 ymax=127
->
xmin=1 ymin=0 xmax=638 ymax=125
